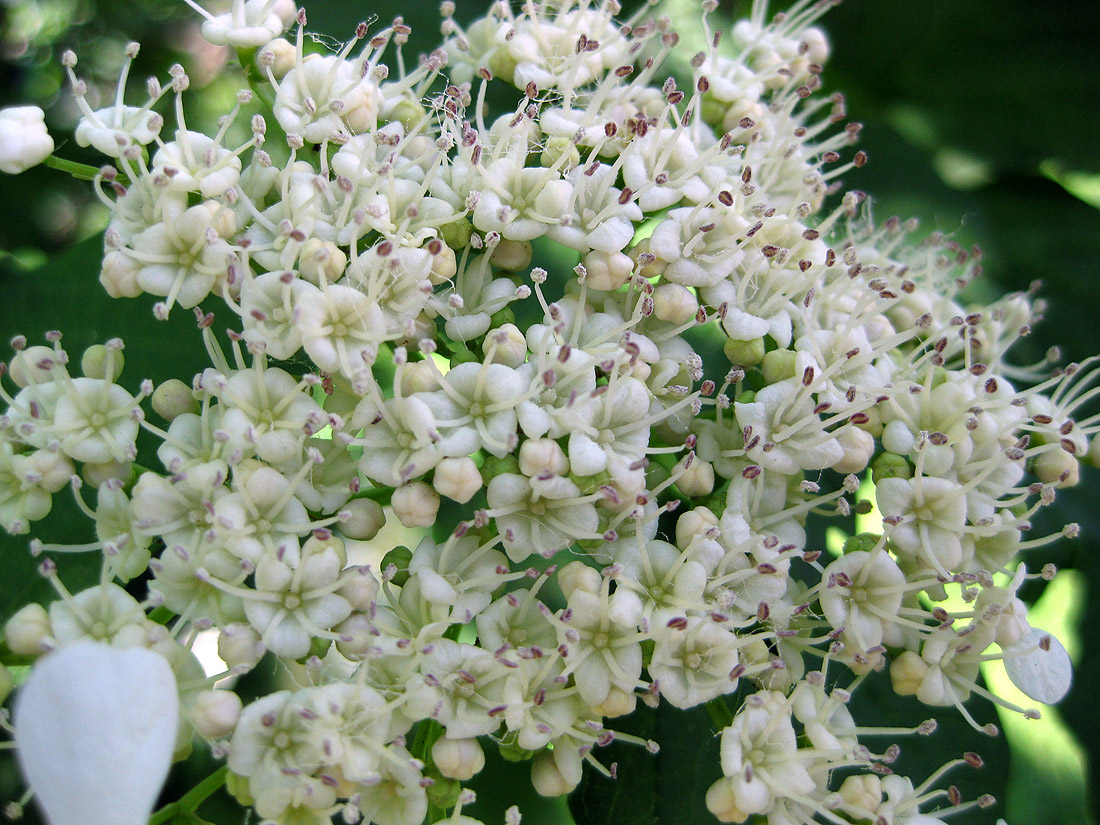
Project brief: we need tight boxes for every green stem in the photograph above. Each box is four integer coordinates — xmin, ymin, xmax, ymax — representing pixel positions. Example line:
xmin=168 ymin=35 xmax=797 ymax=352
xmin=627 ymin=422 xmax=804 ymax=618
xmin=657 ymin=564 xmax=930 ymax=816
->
xmin=148 ymin=765 xmax=229 ymax=825
xmin=43 ymin=155 xmax=105 ymax=182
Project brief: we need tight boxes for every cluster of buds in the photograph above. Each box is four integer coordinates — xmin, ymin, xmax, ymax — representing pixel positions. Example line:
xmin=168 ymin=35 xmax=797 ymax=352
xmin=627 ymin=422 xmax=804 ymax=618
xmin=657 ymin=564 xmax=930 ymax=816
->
xmin=0 ymin=2 xmax=1086 ymax=825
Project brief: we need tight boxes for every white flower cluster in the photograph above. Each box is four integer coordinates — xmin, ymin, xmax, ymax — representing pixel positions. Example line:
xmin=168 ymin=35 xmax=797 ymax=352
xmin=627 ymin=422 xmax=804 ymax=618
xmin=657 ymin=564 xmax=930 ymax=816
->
xmin=1 ymin=2 xmax=1090 ymax=825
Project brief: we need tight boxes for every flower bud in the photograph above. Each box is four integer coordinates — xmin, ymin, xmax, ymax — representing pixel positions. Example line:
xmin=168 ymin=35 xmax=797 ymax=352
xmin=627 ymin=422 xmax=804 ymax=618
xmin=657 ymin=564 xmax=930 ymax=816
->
xmin=80 ymin=344 xmax=124 ymax=382
xmin=831 ymin=427 xmax=875 ymax=474
xmin=432 ymin=736 xmax=486 ymax=781
xmin=337 ymin=565 xmax=379 ymax=611
xmin=9 ymin=345 xmax=56 ymax=388
xmin=593 ymin=685 xmax=636 ymax=718
xmin=490 ymin=239 xmax=533 ymax=271
xmin=151 ymin=378 xmax=199 ymax=421
xmin=391 ymin=481 xmax=440 ymax=527
xmin=760 ymin=348 xmax=797 ymax=383
xmin=398 ymin=360 xmax=438 ymax=395
xmin=652 ymin=283 xmax=698 ymax=325
xmin=0 ymin=106 xmax=53 ymax=175
xmin=518 ymin=437 xmax=568 ymax=477
xmin=303 ymin=532 xmax=347 ymax=568
xmin=881 ymin=419 xmax=916 ymax=456
xmin=558 ymin=561 xmax=601 ymax=600
xmin=1033 ymin=448 xmax=1079 ymax=488
xmin=723 ymin=336 xmax=765 ymax=367
xmin=339 ymin=498 xmax=386 ymax=541
xmin=257 ymin=38 xmax=297 ymax=80
xmin=5 ymin=603 xmax=52 ymax=656
xmin=583 ymin=250 xmax=634 ymax=291
xmin=838 ymin=774 xmax=881 ymax=813
xmin=531 ymin=751 xmax=577 ymax=797
xmin=217 ymin=623 xmax=265 ymax=673
xmin=433 ymin=456 xmax=483 ymax=504
xmin=486 ymin=324 xmax=528 ymax=368
xmin=334 ymin=613 xmax=374 ymax=659
xmin=82 ymin=459 xmax=132 ymax=488
xmin=298 ymin=238 xmax=347 ymax=284
xmin=100 ymin=251 xmax=143 ymax=299
xmin=429 ymin=242 xmax=458 ymax=285
xmin=674 ymin=455 xmax=714 ymax=497
xmin=189 ymin=689 xmax=243 ymax=738
xmin=889 ymin=650 xmax=928 ymax=696
xmin=675 ymin=507 xmax=718 ymax=550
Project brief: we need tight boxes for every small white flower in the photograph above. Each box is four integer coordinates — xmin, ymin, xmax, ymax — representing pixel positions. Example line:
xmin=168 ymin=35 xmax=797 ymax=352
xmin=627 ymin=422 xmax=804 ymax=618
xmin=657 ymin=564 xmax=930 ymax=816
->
xmin=0 ymin=106 xmax=53 ymax=174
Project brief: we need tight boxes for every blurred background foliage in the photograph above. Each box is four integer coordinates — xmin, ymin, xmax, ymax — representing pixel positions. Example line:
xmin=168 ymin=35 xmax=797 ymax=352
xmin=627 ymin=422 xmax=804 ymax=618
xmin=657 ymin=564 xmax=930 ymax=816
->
xmin=1 ymin=0 xmax=1097 ymax=823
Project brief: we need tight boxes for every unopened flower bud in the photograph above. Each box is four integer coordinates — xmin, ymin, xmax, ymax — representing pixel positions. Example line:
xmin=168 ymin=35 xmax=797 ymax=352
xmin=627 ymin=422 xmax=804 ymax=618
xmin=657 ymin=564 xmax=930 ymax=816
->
xmin=832 ymin=427 xmax=875 ymax=474
xmin=399 ymin=360 xmax=439 ymax=394
xmin=487 ymin=324 xmax=528 ymax=368
xmin=80 ymin=344 xmax=124 ymax=382
xmin=151 ymin=379 xmax=198 ymax=422
xmin=490 ymin=239 xmax=533 ymax=271
xmin=1033 ymin=448 xmax=1079 ymax=488
xmin=5 ymin=603 xmax=51 ymax=656
xmin=334 ymin=614 xmax=374 ymax=659
xmin=432 ymin=736 xmax=485 ymax=781
xmin=0 ymin=106 xmax=53 ymax=175
xmin=723 ymin=336 xmax=765 ymax=366
xmin=391 ymin=481 xmax=440 ymax=527
xmin=652 ymin=283 xmax=698 ymax=325
xmin=674 ymin=455 xmax=714 ymax=497
xmin=189 ymin=689 xmax=243 ymax=738
xmin=82 ymin=459 xmax=132 ymax=488
xmin=531 ymin=751 xmax=577 ymax=797
xmin=593 ymin=685 xmax=636 ymax=718
xmin=217 ymin=623 xmax=265 ymax=673
xmin=429 ymin=242 xmax=458 ymax=284
xmin=299 ymin=238 xmax=347 ymax=284
xmin=433 ymin=456 xmax=483 ymax=503
xmin=675 ymin=507 xmax=718 ymax=550
xmin=583 ymin=250 xmax=634 ymax=291
xmin=100 ymin=251 xmax=143 ymax=299
xmin=518 ymin=438 xmax=569 ymax=477
xmin=760 ymin=348 xmax=797 ymax=383
xmin=337 ymin=565 xmax=379 ymax=611
xmin=889 ymin=650 xmax=928 ymax=696
xmin=257 ymin=38 xmax=297 ymax=80
xmin=558 ymin=561 xmax=601 ymax=600
xmin=881 ymin=419 xmax=916 ymax=455
xmin=339 ymin=498 xmax=386 ymax=541
xmin=838 ymin=774 xmax=881 ymax=813
xmin=9 ymin=345 xmax=56 ymax=388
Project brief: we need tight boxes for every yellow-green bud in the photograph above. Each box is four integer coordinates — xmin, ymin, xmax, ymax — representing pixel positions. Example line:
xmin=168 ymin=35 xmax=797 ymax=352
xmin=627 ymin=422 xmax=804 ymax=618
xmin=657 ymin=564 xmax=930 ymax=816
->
xmin=761 ymin=348 xmax=797 ymax=383
xmin=724 ymin=337 xmax=765 ymax=367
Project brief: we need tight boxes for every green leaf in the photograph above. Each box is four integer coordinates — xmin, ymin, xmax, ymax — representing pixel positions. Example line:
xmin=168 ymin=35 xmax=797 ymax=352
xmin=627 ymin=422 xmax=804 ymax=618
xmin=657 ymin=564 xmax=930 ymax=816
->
xmin=569 ymin=699 xmax=730 ymax=825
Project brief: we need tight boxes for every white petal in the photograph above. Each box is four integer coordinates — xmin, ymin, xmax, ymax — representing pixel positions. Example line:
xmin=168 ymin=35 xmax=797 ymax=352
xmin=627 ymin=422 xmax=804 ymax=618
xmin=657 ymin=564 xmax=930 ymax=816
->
xmin=1004 ymin=626 xmax=1073 ymax=705
xmin=15 ymin=640 xmax=179 ymax=825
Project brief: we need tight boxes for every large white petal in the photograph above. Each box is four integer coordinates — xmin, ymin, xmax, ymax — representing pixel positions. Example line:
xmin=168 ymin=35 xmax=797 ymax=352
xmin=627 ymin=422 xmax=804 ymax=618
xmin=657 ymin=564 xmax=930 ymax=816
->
xmin=15 ymin=641 xmax=179 ymax=825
